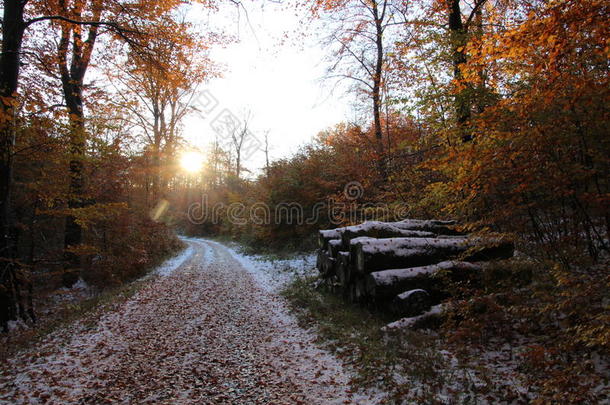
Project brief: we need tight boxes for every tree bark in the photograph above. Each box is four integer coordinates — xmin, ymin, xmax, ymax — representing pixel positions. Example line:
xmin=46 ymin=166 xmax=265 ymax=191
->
xmin=341 ymin=221 xmax=437 ymax=247
xmin=0 ymin=0 xmax=27 ymax=331
xmin=58 ymin=1 xmax=101 ymax=286
xmin=391 ymin=289 xmax=431 ymax=317
xmin=366 ymin=260 xmax=482 ymax=300
xmin=383 ymin=304 xmax=445 ymax=331
xmin=354 ymin=237 xmax=513 ymax=274
xmin=371 ymin=0 xmax=386 ymax=177
xmin=336 ymin=251 xmax=351 ymax=286
xmin=447 ymin=0 xmax=471 ymax=142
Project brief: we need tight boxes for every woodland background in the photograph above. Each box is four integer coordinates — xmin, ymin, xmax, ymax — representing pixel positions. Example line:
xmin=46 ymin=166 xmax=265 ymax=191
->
xmin=0 ymin=0 xmax=608 ymax=402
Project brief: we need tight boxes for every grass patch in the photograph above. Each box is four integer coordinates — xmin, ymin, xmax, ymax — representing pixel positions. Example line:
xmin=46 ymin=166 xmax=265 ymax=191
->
xmin=281 ymin=276 xmax=454 ymax=403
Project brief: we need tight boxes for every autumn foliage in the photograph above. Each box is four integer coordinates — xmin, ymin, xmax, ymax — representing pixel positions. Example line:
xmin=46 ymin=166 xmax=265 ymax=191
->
xmin=174 ymin=0 xmax=608 ymax=401
xmin=0 ymin=0 xmax=607 ymax=401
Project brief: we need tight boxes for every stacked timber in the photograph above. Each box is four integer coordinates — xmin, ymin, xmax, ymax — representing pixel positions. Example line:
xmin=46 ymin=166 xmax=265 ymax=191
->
xmin=315 ymin=220 xmax=514 ymax=329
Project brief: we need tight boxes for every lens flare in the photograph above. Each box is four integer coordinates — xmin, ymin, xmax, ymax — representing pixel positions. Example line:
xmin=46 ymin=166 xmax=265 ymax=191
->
xmin=180 ymin=151 xmax=204 ymax=173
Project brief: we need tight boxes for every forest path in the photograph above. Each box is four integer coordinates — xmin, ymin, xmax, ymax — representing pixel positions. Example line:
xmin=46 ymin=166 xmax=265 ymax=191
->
xmin=0 ymin=239 xmax=370 ymax=404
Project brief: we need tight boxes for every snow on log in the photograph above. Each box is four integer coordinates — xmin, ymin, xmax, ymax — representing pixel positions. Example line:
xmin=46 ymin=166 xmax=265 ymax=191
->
xmin=366 ymin=261 xmax=482 ymax=299
xmin=319 ymin=218 xmax=454 ymax=250
xmin=318 ymin=228 xmax=345 ymax=250
xmin=340 ymin=221 xmax=435 ymax=247
xmin=319 ymin=218 xmax=461 ymax=249
xmin=382 ymin=304 xmax=445 ymax=331
xmin=391 ymin=289 xmax=431 ymax=317
xmin=355 ymin=237 xmax=513 ymax=274
xmin=348 ymin=236 xmax=379 ymax=258
xmin=390 ymin=219 xmax=463 ymax=235
xmin=328 ymin=239 xmax=346 ymax=258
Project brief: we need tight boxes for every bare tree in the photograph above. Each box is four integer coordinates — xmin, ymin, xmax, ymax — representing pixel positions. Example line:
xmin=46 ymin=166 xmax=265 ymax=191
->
xmin=319 ymin=0 xmax=408 ymax=177
xmin=230 ymin=111 xmax=252 ymax=180
xmin=262 ymin=130 xmax=271 ymax=176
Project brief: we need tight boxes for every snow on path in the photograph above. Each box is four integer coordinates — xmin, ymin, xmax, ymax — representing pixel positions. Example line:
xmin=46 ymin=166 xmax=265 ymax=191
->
xmin=154 ymin=244 xmax=195 ymax=276
xmin=196 ymin=238 xmax=316 ymax=293
xmin=0 ymin=238 xmax=378 ymax=404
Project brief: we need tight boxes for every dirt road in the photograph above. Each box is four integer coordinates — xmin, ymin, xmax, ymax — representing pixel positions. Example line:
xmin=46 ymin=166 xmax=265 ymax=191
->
xmin=0 ymin=239 xmax=374 ymax=404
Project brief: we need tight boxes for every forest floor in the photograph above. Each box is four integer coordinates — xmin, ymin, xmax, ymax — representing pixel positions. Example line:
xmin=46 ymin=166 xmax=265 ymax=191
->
xmin=0 ymin=238 xmax=380 ymax=404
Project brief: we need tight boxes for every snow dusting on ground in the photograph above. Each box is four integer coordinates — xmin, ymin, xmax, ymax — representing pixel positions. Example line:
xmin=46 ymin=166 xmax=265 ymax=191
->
xmin=153 ymin=244 xmax=195 ymax=276
xmin=196 ymin=238 xmax=317 ymax=293
xmin=0 ymin=237 xmax=379 ymax=404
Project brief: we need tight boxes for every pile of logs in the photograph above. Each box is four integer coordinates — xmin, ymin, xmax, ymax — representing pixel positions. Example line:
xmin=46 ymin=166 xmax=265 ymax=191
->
xmin=315 ymin=220 xmax=514 ymax=329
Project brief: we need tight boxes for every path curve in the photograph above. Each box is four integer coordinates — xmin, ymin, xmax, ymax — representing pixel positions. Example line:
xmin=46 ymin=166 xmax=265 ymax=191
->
xmin=0 ymin=239 xmax=373 ymax=404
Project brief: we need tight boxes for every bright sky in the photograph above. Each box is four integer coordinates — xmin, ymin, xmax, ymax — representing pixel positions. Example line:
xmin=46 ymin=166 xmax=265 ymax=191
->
xmin=182 ymin=1 xmax=352 ymax=174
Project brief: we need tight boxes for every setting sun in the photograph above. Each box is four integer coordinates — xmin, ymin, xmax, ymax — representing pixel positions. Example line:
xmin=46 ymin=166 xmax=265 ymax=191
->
xmin=180 ymin=151 xmax=204 ymax=173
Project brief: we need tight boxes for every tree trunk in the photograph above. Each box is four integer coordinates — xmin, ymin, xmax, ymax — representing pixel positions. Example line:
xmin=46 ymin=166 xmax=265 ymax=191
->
xmin=0 ymin=0 xmax=27 ymax=331
xmin=235 ymin=148 xmax=241 ymax=179
xmin=58 ymin=6 xmax=100 ymax=287
xmin=447 ymin=0 xmax=472 ymax=142
xmin=62 ymin=92 xmax=86 ymax=287
xmin=371 ymin=0 xmax=386 ymax=177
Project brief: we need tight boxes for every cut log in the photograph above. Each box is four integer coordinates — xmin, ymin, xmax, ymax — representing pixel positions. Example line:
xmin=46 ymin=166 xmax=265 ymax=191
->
xmin=347 ymin=283 xmax=357 ymax=303
xmin=354 ymin=278 xmax=367 ymax=302
xmin=317 ymin=250 xmax=330 ymax=275
xmin=391 ymin=289 xmax=431 ymax=317
xmin=336 ymin=252 xmax=351 ymax=286
xmin=316 ymin=249 xmax=324 ymax=273
xmin=318 ymin=228 xmax=345 ymax=250
xmin=390 ymin=219 xmax=463 ymax=235
xmin=340 ymin=221 xmax=436 ymax=247
xmin=319 ymin=219 xmax=461 ymax=251
xmin=366 ymin=261 xmax=482 ymax=300
xmin=337 ymin=251 xmax=351 ymax=266
xmin=321 ymin=255 xmax=336 ymax=278
xmin=328 ymin=239 xmax=345 ymax=258
xmin=354 ymin=237 xmax=513 ymax=274
xmin=336 ymin=259 xmax=347 ymax=286
xmin=328 ymin=275 xmax=341 ymax=294
xmin=382 ymin=304 xmax=445 ymax=331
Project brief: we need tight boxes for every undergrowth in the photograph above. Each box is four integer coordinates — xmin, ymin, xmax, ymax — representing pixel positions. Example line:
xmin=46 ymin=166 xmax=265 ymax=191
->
xmin=281 ymin=257 xmax=609 ymax=404
xmin=281 ymin=276 xmax=469 ymax=403
xmin=0 ymin=243 xmax=185 ymax=362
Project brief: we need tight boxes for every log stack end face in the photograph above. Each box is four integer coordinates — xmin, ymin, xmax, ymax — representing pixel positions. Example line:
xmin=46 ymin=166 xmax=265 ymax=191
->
xmin=317 ymin=220 xmax=514 ymax=330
